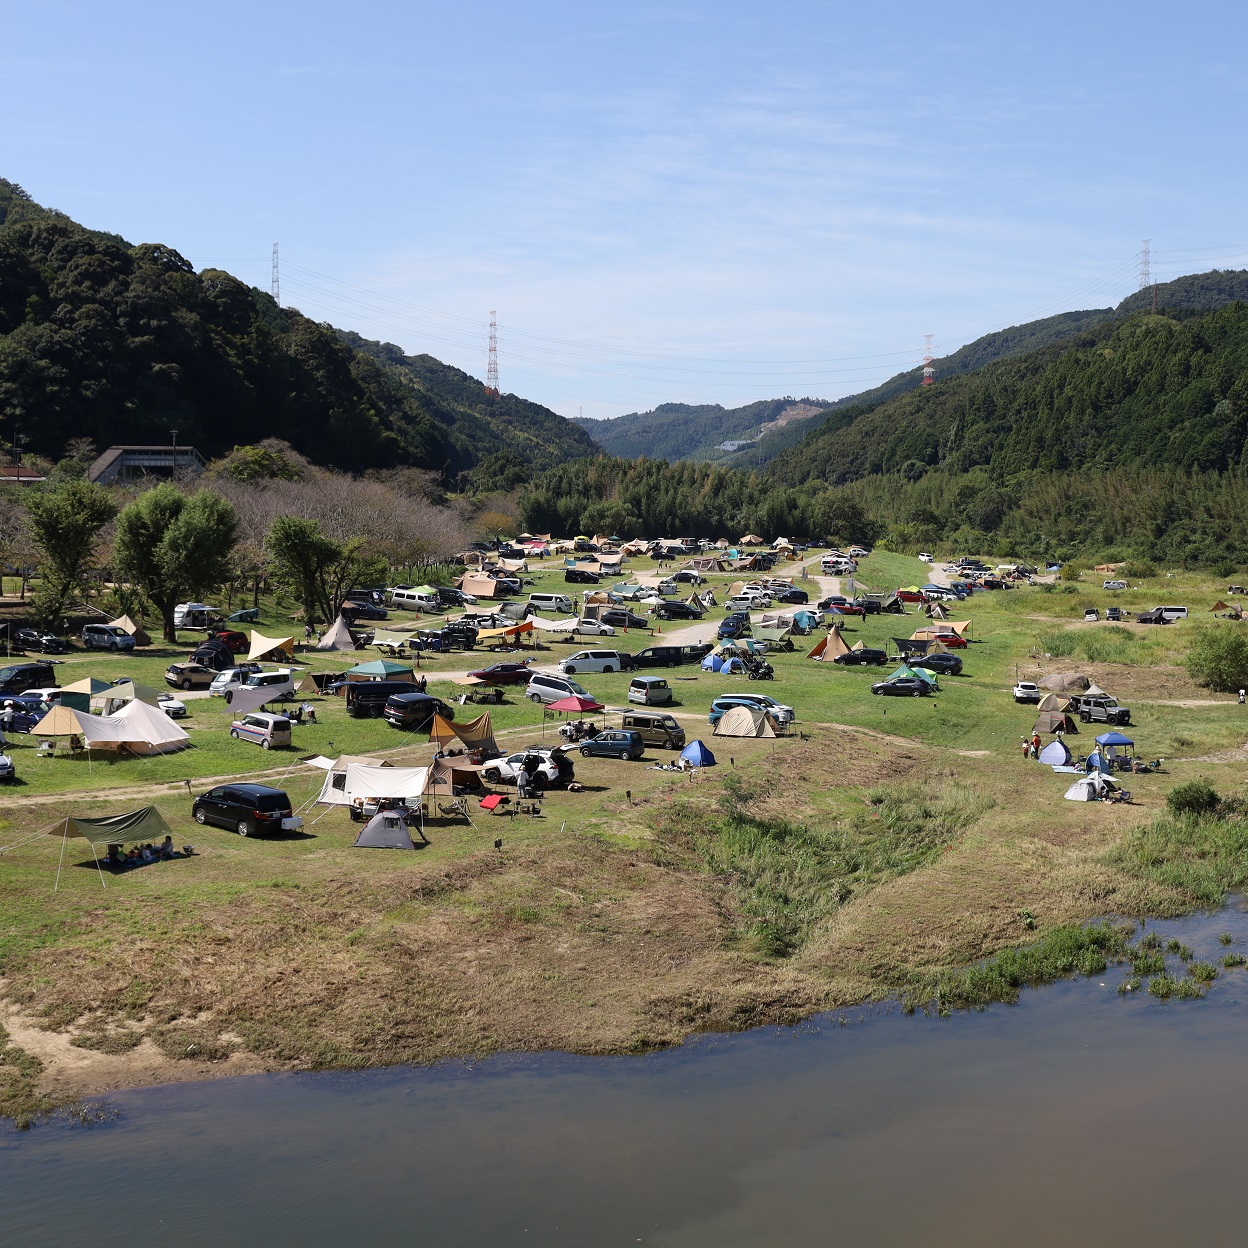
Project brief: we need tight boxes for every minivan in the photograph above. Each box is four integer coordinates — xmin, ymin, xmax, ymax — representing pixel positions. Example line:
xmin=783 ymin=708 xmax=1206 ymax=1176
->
xmin=628 ymin=676 xmax=672 ymax=706
xmin=621 ymin=710 xmax=686 ymax=750
xmin=383 ymin=691 xmax=455 ymax=730
xmin=527 ymin=592 xmax=576 ymax=616
xmin=631 ymin=643 xmax=714 ymax=667
xmin=1158 ymin=606 xmax=1189 ymax=621
xmin=345 ymin=679 xmax=416 ymax=717
xmin=0 ymin=662 xmax=57 ymax=695
xmin=193 ymin=783 xmax=300 ymax=836
xmin=525 ymin=673 xmax=591 ymax=704
xmin=81 ymin=624 xmax=136 ymax=652
xmin=388 ymin=587 xmax=441 ymax=613
xmin=1103 ymin=579 xmax=1128 ymax=591
xmin=558 ymin=650 xmax=633 ymax=675
xmin=229 ymin=712 xmax=292 ymax=750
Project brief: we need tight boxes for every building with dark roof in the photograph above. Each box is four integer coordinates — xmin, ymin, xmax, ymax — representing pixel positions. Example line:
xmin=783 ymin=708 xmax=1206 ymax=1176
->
xmin=88 ymin=445 xmax=206 ymax=486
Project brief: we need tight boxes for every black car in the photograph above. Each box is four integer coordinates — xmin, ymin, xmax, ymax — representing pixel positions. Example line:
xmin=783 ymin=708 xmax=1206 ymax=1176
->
xmin=912 ymin=653 xmax=964 ymax=677
xmin=833 ymin=648 xmax=888 ymax=666
xmin=192 ymin=783 xmax=296 ymax=837
xmin=13 ymin=628 xmax=69 ymax=655
xmin=434 ymin=586 xmax=470 ymax=607
xmin=341 ymin=600 xmax=388 ymax=621
xmin=564 ymin=568 xmax=601 ymax=584
xmin=773 ymin=588 xmax=809 ymax=604
xmin=871 ymin=677 xmax=931 ymax=697
xmin=384 ymin=691 xmax=455 ymax=730
xmin=717 ymin=612 xmax=751 ymax=640
xmin=656 ymin=600 xmax=704 ymax=620
xmin=0 ymin=661 xmax=57 ymax=695
xmin=600 ymin=608 xmax=649 ymax=630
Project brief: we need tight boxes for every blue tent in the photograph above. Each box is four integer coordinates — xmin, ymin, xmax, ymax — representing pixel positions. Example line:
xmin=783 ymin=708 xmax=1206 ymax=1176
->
xmin=680 ymin=740 xmax=717 ymax=768
xmin=701 ymin=653 xmax=723 ymax=672
xmin=792 ymin=609 xmax=818 ymax=630
xmin=1095 ymin=731 xmax=1134 ymax=747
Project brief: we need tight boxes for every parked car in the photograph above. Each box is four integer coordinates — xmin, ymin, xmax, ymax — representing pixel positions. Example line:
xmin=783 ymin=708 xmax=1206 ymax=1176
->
xmin=1103 ymin=579 xmax=1129 ymax=591
xmin=1106 ymin=606 xmax=1123 ymax=621
xmin=165 ymin=662 xmax=217 ymax=691
xmin=717 ymin=612 xmax=752 ymax=640
xmin=345 ymin=680 xmax=416 ymax=717
xmin=564 ymin=568 xmax=601 ymax=584
xmin=773 ymin=588 xmax=809 ymax=604
xmin=574 ymin=618 xmax=617 ymax=636
xmin=621 ymin=709 xmax=686 ymax=750
xmin=0 ymin=751 xmax=14 ymax=782
xmin=871 ymin=677 xmax=931 ymax=697
xmin=0 ymin=662 xmax=57 ymax=695
xmin=208 ymin=630 xmax=249 ymax=653
xmin=1013 ymin=681 xmax=1042 ymax=703
xmin=628 ymin=675 xmax=673 ymax=705
xmin=708 ymin=693 xmax=794 ymax=726
xmin=209 ymin=664 xmax=264 ymax=696
xmin=157 ymin=692 xmax=188 ymax=718
xmin=599 ymin=608 xmax=650 ymax=631
xmin=81 ymin=624 xmax=136 ymax=652
xmin=192 ymin=783 xmax=300 ymax=836
xmin=526 ymin=673 xmax=592 ymax=704
xmin=578 ymin=729 xmax=645 ymax=760
xmin=832 ymin=648 xmax=888 ymax=666
xmin=481 ymin=747 xmax=575 ymax=789
xmin=228 ymin=712 xmax=292 ymax=750
xmin=631 ymin=642 xmax=714 ymax=667
xmin=655 ymin=601 xmax=704 ymax=621
xmin=383 ymin=691 xmax=455 ymax=730
xmin=435 ymin=586 xmax=476 ymax=607
xmin=928 ymin=632 xmax=968 ymax=649
xmin=725 ymin=594 xmax=771 ymax=613
xmin=466 ymin=661 xmax=533 ymax=685
xmin=558 ymin=650 xmax=633 ymax=675
xmin=13 ymin=628 xmax=69 ymax=655
xmin=911 ymin=653 xmax=963 ymax=677
xmin=1077 ymin=697 xmax=1132 ymax=726
xmin=342 ymin=600 xmax=389 ymax=621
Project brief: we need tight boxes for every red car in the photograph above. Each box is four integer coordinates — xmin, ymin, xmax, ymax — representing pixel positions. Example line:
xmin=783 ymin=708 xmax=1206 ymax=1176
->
xmin=467 ymin=661 xmax=533 ymax=686
xmin=896 ymin=589 xmax=928 ymax=603
xmin=929 ymin=632 xmax=968 ymax=649
xmin=211 ymin=630 xmax=249 ymax=653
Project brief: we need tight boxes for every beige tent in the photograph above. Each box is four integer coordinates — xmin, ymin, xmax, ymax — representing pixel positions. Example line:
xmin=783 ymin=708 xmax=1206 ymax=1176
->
xmin=1033 ymin=710 xmax=1078 ymax=735
xmin=713 ymin=705 xmax=776 ymax=737
xmin=925 ymin=602 xmax=949 ymax=620
xmin=315 ymin=617 xmax=356 ymax=651
xmin=91 ymin=682 xmax=162 ymax=716
xmin=429 ymin=711 xmax=498 ymax=755
xmin=459 ymin=571 xmax=507 ymax=599
xmin=740 ymin=534 xmax=765 ymax=546
xmin=1036 ymin=692 xmax=1072 ymax=713
xmin=807 ymin=627 xmax=852 ymax=661
xmin=248 ymin=630 xmax=295 ymax=662
xmin=33 ymin=701 xmax=189 ymax=754
xmin=108 ymin=614 xmax=152 ymax=646
xmin=1084 ymin=682 xmax=1110 ymax=698
xmin=423 ymin=756 xmax=486 ymax=799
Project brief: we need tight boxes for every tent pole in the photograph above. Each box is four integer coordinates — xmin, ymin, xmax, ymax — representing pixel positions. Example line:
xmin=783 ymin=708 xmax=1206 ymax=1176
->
xmin=54 ymin=829 xmax=67 ymax=892
xmin=91 ymin=842 xmax=107 ymax=889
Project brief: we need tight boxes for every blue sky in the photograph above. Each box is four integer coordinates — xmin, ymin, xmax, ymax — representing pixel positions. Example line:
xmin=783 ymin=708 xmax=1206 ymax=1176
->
xmin=6 ymin=1 xmax=1248 ymax=418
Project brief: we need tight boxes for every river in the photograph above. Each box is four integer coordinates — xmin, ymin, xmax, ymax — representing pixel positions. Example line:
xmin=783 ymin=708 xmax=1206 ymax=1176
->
xmin=4 ymin=900 xmax=1247 ymax=1247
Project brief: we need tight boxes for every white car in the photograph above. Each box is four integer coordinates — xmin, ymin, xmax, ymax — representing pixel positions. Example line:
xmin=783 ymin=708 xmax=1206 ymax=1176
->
xmin=918 ymin=552 xmax=932 ymax=562
xmin=209 ymin=666 xmax=261 ymax=696
xmin=480 ymin=747 xmax=575 ymax=789
xmin=1013 ymin=681 xmax=1042 ymax=704
xmin=574 ymin=618 xmax=616 ymax=636
xmin=558 ymin=649 xmax=629 ymax=675
xmin=157 ymin=692 xmax=187 ymax=718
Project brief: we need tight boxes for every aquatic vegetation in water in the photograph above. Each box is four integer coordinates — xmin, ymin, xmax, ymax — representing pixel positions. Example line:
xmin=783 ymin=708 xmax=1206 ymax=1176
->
xmin=1220 ymin=952 xmax=1246 ymax=968
xmin=1117 ymin=977 xmax=1142 ymax=995
xmin=1129 ymin=949 xmax=1166 ymax=975
xmin=1218 ymin=932 xmax=1234 ymax=946
xmin=1148 ymin=973 xmax=1205 ymax=1000
xmin=1166 ymin=939 xmax=1194 ymax=961
xmin=1188 ymin=961 xmax=1219 ymax=984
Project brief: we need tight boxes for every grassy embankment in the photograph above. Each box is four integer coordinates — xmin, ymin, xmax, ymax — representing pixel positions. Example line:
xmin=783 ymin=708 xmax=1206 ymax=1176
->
xmin=3 ymin=550 xmax=1248 ymax=1125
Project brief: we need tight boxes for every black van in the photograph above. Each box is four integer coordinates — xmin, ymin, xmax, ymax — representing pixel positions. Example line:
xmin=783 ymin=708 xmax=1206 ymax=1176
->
xmin=0 ymin=661 xmax=56 ymax=695
xmin=383 ymin=692 xmax=455 ymax=730
xmin=630 ymin=642 xmax=713 ymax=668
xmin=345 ymin=680 xmax=417 ymax=717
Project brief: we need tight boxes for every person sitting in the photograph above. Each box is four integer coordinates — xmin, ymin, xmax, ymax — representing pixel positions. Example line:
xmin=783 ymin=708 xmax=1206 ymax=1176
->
xmin=140 ymin=843 xmax=155 ymax=864
xmin=125 ymin=847 xmax=141 ymax=865
xmin=160 ymin=835 xmax=175 ymax=859
xmin=106 ymin=844 xmax=124 ymax=868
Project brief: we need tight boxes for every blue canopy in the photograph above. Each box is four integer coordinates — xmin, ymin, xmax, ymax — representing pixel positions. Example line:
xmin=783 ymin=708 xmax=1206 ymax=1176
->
xmin=680 ymin=740 xmax=717 ymax=768
xmin=1095 ymin=731 xmax=1134 ymax=747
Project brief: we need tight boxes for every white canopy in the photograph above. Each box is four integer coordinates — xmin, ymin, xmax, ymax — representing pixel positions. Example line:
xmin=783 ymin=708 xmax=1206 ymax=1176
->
xmin=317 ymin=762 xmax=429 ymax=807
xmin=248 ymin=631 xmax=295 ymax=662
xmin=529 ymin=615 xmax=582 ymax=633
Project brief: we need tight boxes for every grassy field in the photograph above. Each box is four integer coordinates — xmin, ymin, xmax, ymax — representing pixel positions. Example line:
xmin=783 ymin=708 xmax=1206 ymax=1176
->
xmin=4 ymin=548 xmax=1248 ymax=1125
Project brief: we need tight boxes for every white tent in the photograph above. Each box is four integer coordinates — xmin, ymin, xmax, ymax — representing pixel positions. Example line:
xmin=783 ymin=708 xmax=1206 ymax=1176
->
xmin=315 ymin=617 xmax=356 ymax=651
xmin=529 ymin=615 xmax=582 ymax=633
xmin=1064 ymin=773 xmax=1116 ymax=802
xmin=302 ymin=753 xmax=391 ymax=772
xmin=317 ymin=762 xmax=429 ymax=808
xmin=34 ymin=701 xmax=189 ymax=754
xmin=1038 ymin=738 xmax=1072 ymax=766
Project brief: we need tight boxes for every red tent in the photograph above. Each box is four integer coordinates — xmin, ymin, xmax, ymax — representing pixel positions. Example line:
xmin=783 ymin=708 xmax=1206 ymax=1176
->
xmin=546 ymin=694 xmax=605 ymax=713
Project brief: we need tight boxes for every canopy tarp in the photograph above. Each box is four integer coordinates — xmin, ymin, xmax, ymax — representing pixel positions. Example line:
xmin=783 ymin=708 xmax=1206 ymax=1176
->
xmin=371 ymin=630 xmax=417 ymax=647
xmin=317 ymin=763 xmax=430 ymax=807
xmin=108 ymin=614 xmax=152 ymax=646
xmin=302 ymin=753 xmax=391 ymax=771
xmin=50 ymin=806 xmax=174 ymax=846
xmin=475 ymin=621 xmax=535 ymax=640
xmin=752 ymin=625 xmax=792 ymax=643
xmin=352 ymin=810 xmax=416 ymax=849
xmin=680 ymin=739 xmax=716 ymax=767
xmin=1211 ymin=600 xmax=1230 ymax=612
xmin=315 ymin=617 xmax=357 ymax=651
xmin=946 ymin=620 xmax=973 ymax=637
xmin=347 ymin=659 xmax=414 ymax=680
xmin=459 ymin=572 xmax=507 ymax=599
xmin=547 ymin=695 xmax=604 ymax=713
xmin=1095 ymin=731 xmax=1135 ymax=747
xmin=222 ymin=686 xmax=293 ymax=718
xmin=429 ymin=711 xmax=498 ymax=754
xmin=530 ymin=615 xmax=582 ymax=633
xmin=248 ymin=631 xmax=295 ymax=662
xmin=713 ymin=705 xmax=776 ymax=738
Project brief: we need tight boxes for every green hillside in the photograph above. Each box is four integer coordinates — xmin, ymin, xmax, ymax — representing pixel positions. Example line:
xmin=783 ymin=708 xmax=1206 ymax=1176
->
xmin=0 ymin=179 xmax=594 ymax=476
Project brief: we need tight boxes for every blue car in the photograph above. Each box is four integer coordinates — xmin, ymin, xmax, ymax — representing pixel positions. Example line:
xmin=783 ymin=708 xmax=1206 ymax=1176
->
xmin=578 ymin=729 xmax=645 ymax=760
xmin=717 ymin=612 xmax=751 ymax=640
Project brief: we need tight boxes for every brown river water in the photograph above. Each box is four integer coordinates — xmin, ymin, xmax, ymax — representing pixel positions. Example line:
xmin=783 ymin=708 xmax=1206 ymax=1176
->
xmin=4 ymin=899 xmax=1248 ymax=1246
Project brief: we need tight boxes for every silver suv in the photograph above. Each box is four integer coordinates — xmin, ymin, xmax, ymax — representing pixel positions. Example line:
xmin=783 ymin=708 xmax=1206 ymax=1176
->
xmin=81 ymin=624 xmax=136 ymax=651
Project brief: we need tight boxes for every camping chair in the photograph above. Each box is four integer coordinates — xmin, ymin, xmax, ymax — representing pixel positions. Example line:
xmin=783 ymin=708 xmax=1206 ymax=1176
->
xmin=437 ymin=797 xmax=472 ymax=824
xmin=37 ymin=740 xmax=55 ymax=757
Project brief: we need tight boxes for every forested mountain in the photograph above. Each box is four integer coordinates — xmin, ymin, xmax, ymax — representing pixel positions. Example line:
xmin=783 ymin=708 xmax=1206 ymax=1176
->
xmin=767 ymin=302 xmax=1248 ymax=486
xmin=573 ymin=398 xmax=830 ymax=461
xmin=0 ymin=179 xmax=594 ymax=478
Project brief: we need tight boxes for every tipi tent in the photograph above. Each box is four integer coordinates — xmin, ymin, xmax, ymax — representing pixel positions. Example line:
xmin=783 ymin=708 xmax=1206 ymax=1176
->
xmin=807 ymin=628 xmax=852 ymax=661
xmin=315 ymin=617 xmax=356 ymax=651
xmin=713 ymin=705 xmax=776 ymax=737
xmin=108 ymin=614 xmax=152 ymax=646
xmin=352 ymin=810 xmax=417 ymax=849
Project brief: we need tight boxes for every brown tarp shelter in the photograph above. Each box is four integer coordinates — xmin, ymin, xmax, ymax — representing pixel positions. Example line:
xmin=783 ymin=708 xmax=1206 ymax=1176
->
xmin=429 ymin=711 xmax=498 ymax=755
xmin=459 ymin=572 xmax=508 ymax=599
xmin=1032 ymin=711 xmax=1079 ymax=734
xmin=1210 ymin=601 xmax=1230 ymax=612
xmin=108 ymin=614 xmax=152 ymax=646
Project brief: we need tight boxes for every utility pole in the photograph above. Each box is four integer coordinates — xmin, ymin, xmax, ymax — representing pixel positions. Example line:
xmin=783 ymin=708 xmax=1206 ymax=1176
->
xmin=272 ymin=242 xmax=280 ymax=307
xmin=170 ymin=429 xmax=179 ymax=475
xmin=487 ymin=310 xmax=499 ymax=396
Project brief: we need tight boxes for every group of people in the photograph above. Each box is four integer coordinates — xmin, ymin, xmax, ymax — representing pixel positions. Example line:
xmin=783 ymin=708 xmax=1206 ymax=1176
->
xmin=105 ymin=836 xmax=180 ymax=867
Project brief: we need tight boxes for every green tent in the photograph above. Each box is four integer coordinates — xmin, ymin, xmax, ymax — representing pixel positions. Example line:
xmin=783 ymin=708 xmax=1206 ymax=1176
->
xmin=51 ymin=806 xmax=174 ymax=846
xmin=59 ymin=676 xmax=114 ymax=712
xmin=347 ymin=659 xmax=414 ymax=680
xmin=889 ymin=663 xmax=938 ymax=686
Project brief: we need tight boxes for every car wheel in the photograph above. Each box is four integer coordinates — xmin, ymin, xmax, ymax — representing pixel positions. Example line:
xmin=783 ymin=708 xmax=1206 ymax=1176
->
xmin=261 ymin=739 xmax=272 ymax=749
xmin=602 ymin=665 xmax=614 ymax=673
xmin=529 ymin=693 xmax=543 ymax=703
xmin=564 ymin=666 xmax=576 ymax=674
xmin=109 ymin=640 xmax=119 ymax=651
xmin=230 ymin=729 xmax=240 ymax=739
xmin=531 ymin=774 xmax=547 ymax=789
xmin=580 ymin=747 xmax=592 ymax=757
xmin=1080 ymin=712 xmax=1091 ymax=722
xmin=912 ymin=689 xmax=921 ymax=697
xmin=237 ymin=820 xmax=252 ymax=837
xmin=483 ymin=768 xmax=501 ymax=783
xmin=180 ymin=679 xmax=193 ymax=691
xmin=194 ymin=809 xmax=207 ymax=825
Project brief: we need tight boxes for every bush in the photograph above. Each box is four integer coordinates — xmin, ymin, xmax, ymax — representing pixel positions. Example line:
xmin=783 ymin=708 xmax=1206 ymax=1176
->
xmin=1213 ymin=559 xmax=1239 ymax=578
xmin=1121 ymin=560 xmax=1156 ymax=579
xmin=1165 ymin=780 xmax=1221 ymax=817
xmin=1185 ymin=627 xmax=1248 ymax=692
xmin=1059 ymin=562 xmax=1082 ymax=581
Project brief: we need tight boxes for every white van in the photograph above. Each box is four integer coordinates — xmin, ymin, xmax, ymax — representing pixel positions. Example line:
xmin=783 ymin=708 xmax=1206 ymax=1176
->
xmin=229 ymin=712 xmax=292 ymax=750
xmin=1158 ymin=606 xmax=1189 ymax=621
xmin=388 ymin=587 xmax=441 ymax=613
xmin=558 ymin=650 xmax=630 ymax=675
xmin=1103 ymin=579 xmax=1128 ymax=591
xmin=173 ymin=602 xmax=222 ymax=629
xmin=527 ymin=592 xmax=576 ymax=616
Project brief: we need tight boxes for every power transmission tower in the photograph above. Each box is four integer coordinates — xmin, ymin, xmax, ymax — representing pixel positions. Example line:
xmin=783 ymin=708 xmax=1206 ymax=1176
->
xmin=1139 ymin=239 xmax=1151 ymax=289
xmin=271 ymin=243 xmax=280 ymax=306
xmin=487 ymin=310 xmax=499 ymax=396
xmin=921 ymin=333 xmax=935 ymax=386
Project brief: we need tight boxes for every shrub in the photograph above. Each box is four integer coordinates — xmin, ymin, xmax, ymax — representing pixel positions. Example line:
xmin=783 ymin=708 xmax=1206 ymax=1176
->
xmin=1122 ymin=560 xmax=1156 ymax=579
xmin=1185 ymin=627 xmax=1248 ymax=692
xmin=1059 ymin=562 xmax=1082 ymax=581
xmin=1165 ymin=780 xmax=1221 ymax=817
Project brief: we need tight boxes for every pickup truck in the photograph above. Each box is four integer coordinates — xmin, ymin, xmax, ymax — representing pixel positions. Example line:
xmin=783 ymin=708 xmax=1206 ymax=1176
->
xmin=1013 ymin=681 xmax=1042 ymax=703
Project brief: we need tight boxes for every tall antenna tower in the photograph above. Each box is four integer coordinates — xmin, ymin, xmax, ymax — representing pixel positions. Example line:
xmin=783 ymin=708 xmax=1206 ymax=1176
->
xmin=1139 ymin=239 xmax=1151 ymax=289
xmin=921 ymin=334 xmax=935 ymax=386
xmin=486 ymin=310 xmax=499 ymax=396
xmin=271 ymin=243 xmax=280 ymax=307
